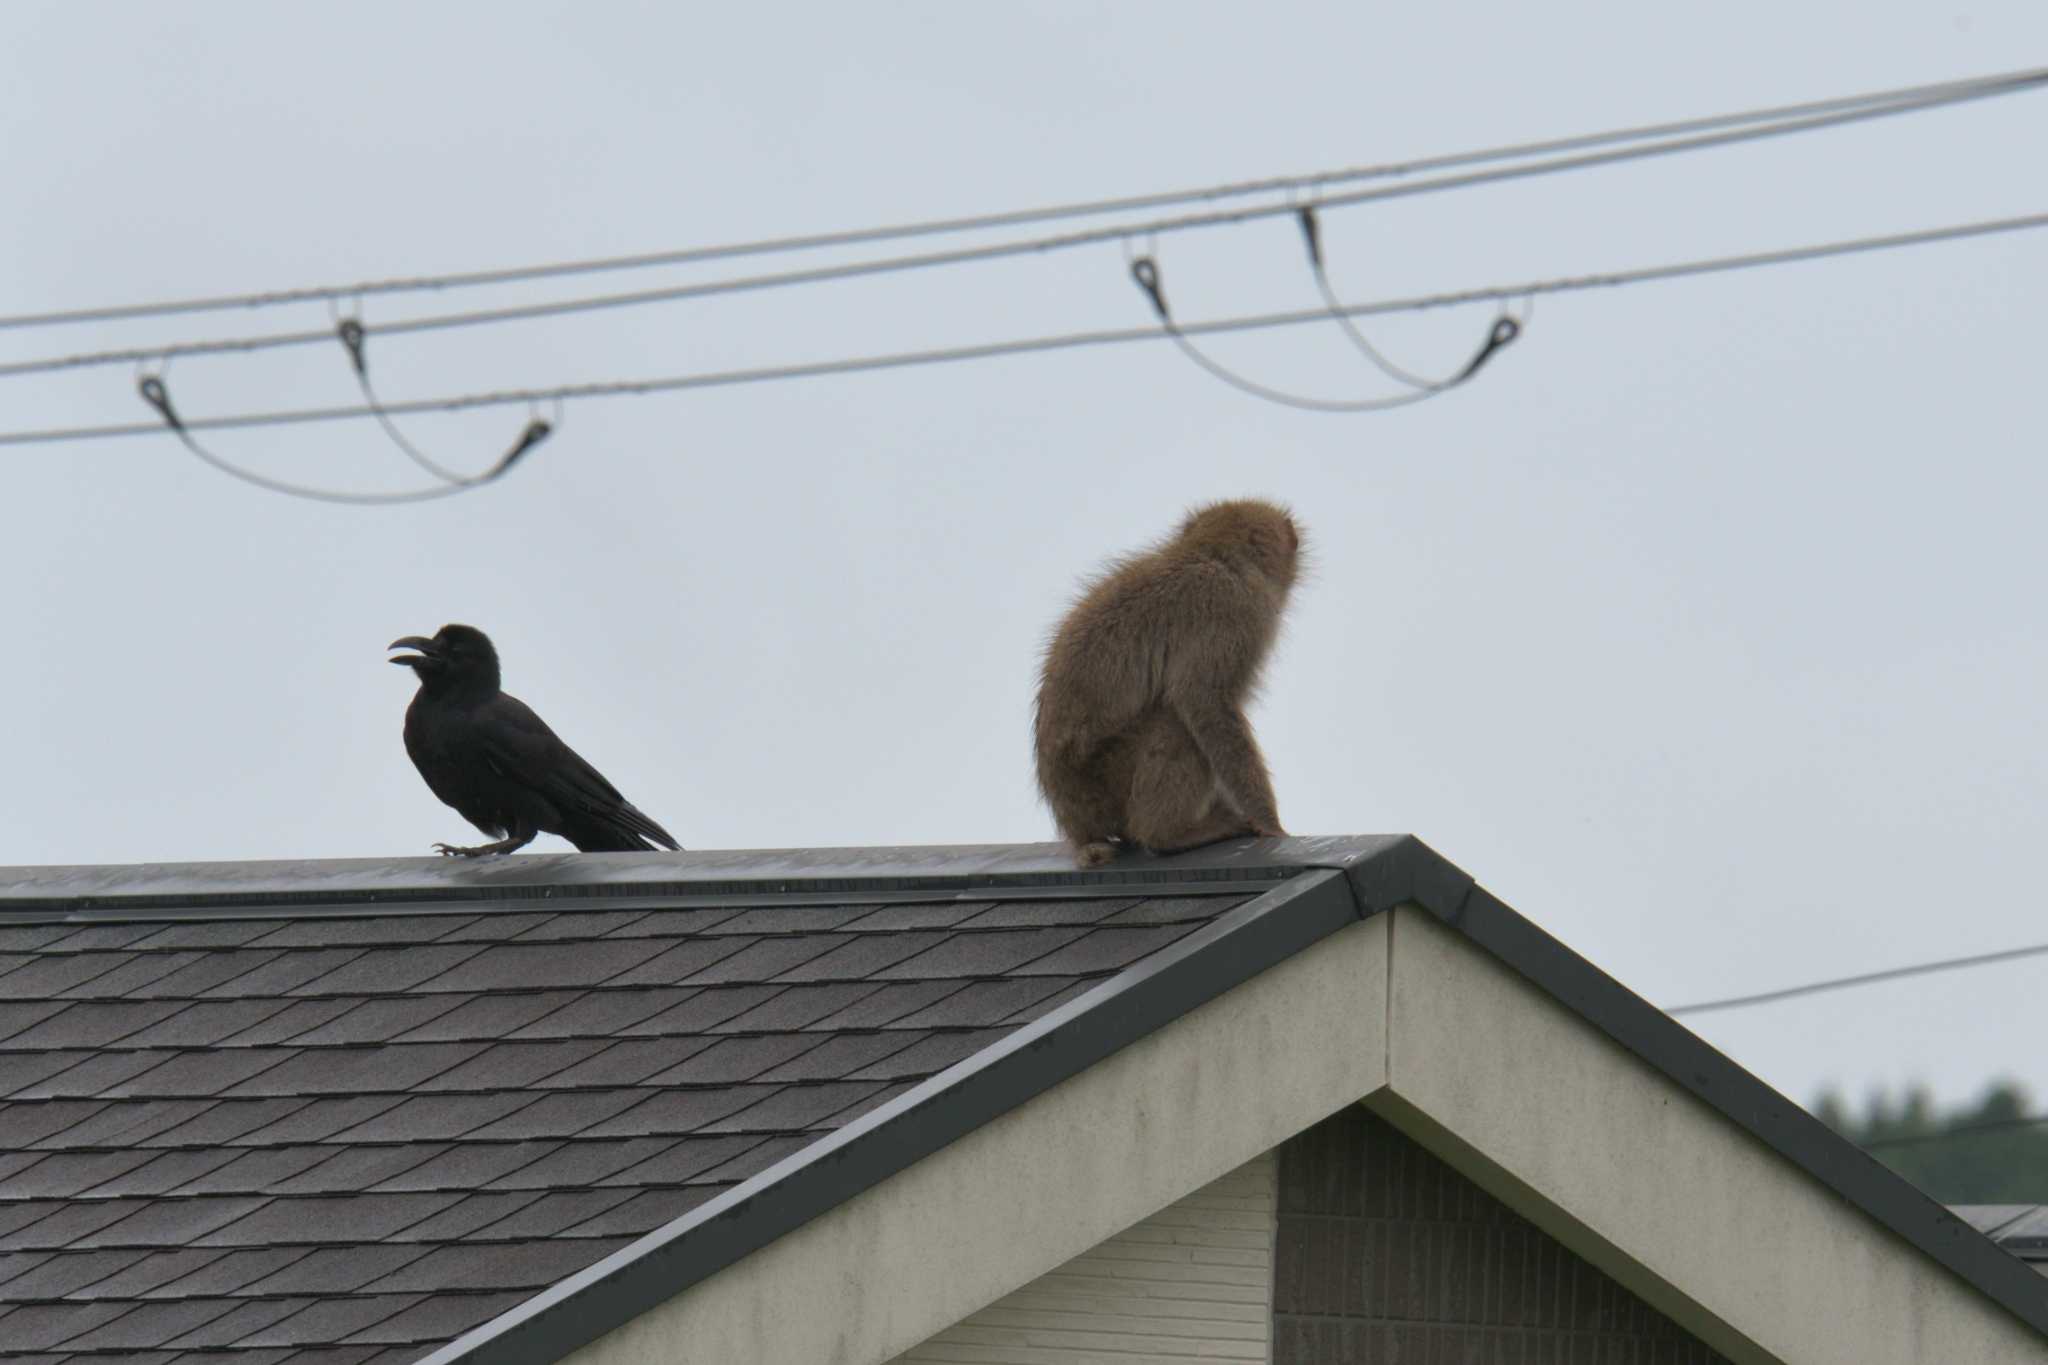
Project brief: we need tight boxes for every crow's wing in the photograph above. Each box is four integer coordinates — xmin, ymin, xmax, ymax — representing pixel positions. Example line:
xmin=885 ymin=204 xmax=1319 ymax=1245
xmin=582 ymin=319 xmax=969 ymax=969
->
xmin=475 ymin=692 xmax=681 ymax=851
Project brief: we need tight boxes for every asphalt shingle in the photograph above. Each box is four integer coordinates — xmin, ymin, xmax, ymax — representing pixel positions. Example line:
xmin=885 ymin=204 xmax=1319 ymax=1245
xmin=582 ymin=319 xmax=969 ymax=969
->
xmin=293 ymin=946 xmax=489 ymax=997
xmin=0 ymin=1248 xmax=147 ymax=1299
xmin=559 ymin=1186 xmax=717 ymax=1238
xmin=2 ymin=1151 xmax=155 ymax=1200
xmin=409 ymin=1039 xmax=609 ymax=1092
xmin=63 ymin=1247 xmax=228 ymax=1300
xmin=801 ymin=980 xmax=962 ymax=1030
xmin=0 ymin=1299 xmax=136 ymax=1350
xmin=770 ymin=931 xmax=952 ymax=983
xmin=144 ymin=1247 xmax=310 ymax=1299
xmin=325 ymin=1093 xmax=536 ymax=1143
xmin=38 ymin=1099 xmax=214 ymax=1149
xmin=25 ymin=1050 xmax=181 ymax=1099
xmin=888 ymin=976 xmax=1079 ymax=1028
xmin=752 ymin=1030 xmax=930 ymax=1083
xmin=526 ymin=1036 xmax=715 ymax=1089
xmin=701 ymin=1081 xmax=886 ymax=1133
xmin=244 ymin=918 xmax=474 ymax=950
xmin=838 ymin=902 xmax=993 ymax=932
xmin=411 ymin=940 xmax=668 ymax=993
xmin=872 ymin=928 xmax=1089 ymax=980
xmin=341 ymin=1292 xmax=531 ymax=1346
xmin=195 ymin=1194 xmax=461 ymax=1248
xmin=84 ymin=1148 xmax=245 ymax=1198
xmin=578 ymin=1088 xmax=770 ymax=1139
xmin=116 ymin=1001 xmax=298 ymax=1050
xmin=1011 ymin=924 xmax=1201 ymax=975
xmin=390 ymin=991 xmax=583 ymax=1043
xmin=599 ymin=937 xmax=761 ymax=987
xmin=367 ymin=1142 xmax=561 ymax=1196
xmin=642 ymin=1034 xmax=821 ymax=1085
xmin=278 ymin=997 xmax=468 ymax=1046
xmin=501 ymin=987 xmax=696 ymax=1040
xmin=382 ymin=1191 xmax=544 ymax=1244
xmin=0 ymin=1000 xmax=70 ymax=1043
xmin=456 ymin=1090 xmax=647 ymax=1142
xmin=950 ymin=898 xmax=1137 ymax=929
xmin=1 ymin=1001 xmax=185 ymax=1049
xmin=224 ymin=1097 xmax=406 ymax=1146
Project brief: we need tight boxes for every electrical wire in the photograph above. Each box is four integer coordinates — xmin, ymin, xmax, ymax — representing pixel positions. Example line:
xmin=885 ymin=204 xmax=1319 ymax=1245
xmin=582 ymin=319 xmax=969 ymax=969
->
xmin=1665 ymin=938 xmax=2048 ymax=1018
xmin=7 ymin=70 xmax=2044 ymax=383
xmin=11 ymin=209 xmax=2039 ymax=449
xmin=5 ymin=64 xmax=2039 ymax=334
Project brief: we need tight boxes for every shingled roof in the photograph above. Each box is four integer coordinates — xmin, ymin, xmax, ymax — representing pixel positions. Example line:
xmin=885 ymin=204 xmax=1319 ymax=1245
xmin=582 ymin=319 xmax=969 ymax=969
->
xmin=3 ymin=838 xmax=2044 ymax=1365
xmin=0 ymin=846 xmax=1275 ymax=1365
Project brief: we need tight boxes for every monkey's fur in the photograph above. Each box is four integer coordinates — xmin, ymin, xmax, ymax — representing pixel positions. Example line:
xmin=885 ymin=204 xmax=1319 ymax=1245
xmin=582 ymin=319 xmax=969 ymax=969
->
xmin=1034 ymin=499 xmax=1302 ymax=867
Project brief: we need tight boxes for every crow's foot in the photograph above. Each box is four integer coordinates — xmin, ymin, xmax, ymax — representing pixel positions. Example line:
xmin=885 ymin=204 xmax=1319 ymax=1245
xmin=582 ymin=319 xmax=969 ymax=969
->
xmin=432 ymin=836 xmax=529 ymax=857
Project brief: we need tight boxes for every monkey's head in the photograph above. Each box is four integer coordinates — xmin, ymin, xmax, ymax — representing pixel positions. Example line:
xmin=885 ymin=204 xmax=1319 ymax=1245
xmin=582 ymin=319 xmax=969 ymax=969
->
xmin=1181 ymin=499 xmax=1302 ymax=589
xmin=388 ymin=623 xmax=503 ymax=696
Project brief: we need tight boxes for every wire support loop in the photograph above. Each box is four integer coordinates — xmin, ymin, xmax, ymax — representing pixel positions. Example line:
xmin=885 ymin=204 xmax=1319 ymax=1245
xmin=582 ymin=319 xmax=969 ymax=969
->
xmin=134 ymin=369 xmax=539 ymax=506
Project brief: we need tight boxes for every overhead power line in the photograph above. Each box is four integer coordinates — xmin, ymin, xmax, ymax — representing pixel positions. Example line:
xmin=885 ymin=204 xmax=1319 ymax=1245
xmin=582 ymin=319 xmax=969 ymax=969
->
xmin=5 ymin=209 xmax=2040 ymax=449
xmin=6 ymin=69 xmax=2046 ymax=384
xmin=1665 ymin=934 xmax=2048 ymax=1018
xmin=3 ymin=64 xmax=2040 ymax=335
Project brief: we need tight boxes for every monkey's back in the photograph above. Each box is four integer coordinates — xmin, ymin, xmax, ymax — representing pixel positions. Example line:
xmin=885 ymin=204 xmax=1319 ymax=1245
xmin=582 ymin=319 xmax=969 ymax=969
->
xmin=1035 ymin=544 xmax=1274 ymax=761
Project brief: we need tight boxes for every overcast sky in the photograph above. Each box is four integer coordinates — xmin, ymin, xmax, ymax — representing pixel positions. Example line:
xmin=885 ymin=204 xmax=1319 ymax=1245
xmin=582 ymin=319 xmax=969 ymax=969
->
xmin=5 ymin=3 xmax=2046 ymax=1117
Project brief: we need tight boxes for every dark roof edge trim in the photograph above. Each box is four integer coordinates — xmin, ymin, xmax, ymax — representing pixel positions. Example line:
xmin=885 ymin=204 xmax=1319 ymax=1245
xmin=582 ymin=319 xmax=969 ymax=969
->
xmin=420 ymin=864 xmax=1363 ymax=1365
xmin=0 ymin=838 xmax=1399 ymax=916
xmin=1350 ymin=839 xmax=2048 ymax=1339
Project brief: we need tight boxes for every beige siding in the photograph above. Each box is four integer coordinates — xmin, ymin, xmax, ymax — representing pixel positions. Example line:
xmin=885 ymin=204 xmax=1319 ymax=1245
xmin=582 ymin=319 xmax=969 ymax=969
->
xmin=891 ymin=1153 xmax=1277 ymax=1365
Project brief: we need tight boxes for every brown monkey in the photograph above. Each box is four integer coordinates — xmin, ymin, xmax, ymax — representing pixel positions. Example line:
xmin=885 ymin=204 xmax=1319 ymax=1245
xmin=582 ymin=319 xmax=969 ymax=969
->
xmin=1034 ymin=499 xmax=1302 ymax=867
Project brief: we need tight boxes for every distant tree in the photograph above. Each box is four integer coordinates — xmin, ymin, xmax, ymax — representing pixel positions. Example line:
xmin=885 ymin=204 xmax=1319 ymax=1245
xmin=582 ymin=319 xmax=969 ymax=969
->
xmin=1815 ymin=1080 xmax=2048 ymax=1203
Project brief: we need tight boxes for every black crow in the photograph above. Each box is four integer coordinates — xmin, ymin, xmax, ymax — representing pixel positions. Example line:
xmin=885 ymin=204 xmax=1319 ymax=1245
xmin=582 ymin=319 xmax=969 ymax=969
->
xmin=388 ymin=624 xmax=681 ymax=856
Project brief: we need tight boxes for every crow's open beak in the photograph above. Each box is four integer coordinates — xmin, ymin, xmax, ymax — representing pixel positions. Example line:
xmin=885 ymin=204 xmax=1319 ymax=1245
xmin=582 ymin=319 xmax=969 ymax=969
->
xmin=388 ymin=636 xmax=438 ymax=667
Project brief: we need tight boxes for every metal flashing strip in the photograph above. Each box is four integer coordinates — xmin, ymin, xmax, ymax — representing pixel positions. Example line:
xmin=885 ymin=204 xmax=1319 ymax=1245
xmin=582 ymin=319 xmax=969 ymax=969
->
xmin=415 ymin=865 xmax=1361 ymax=1365
xmin=1341 ymin=840 xmax=2048 ymax=1338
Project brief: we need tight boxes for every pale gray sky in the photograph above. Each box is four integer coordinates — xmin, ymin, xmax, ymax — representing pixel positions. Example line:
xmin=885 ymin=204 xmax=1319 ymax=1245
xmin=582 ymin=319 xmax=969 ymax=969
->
xmin=5 ymin=3 xmax=2046 ymax=1115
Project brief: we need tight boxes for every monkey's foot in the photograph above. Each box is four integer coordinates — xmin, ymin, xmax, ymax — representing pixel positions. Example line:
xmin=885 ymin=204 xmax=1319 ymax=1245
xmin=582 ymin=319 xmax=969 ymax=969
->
xmin=1075 ymin=840 xmax=1119 ymax=868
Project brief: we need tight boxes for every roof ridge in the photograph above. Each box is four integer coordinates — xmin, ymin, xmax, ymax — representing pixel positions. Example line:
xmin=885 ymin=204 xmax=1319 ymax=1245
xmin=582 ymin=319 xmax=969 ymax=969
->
xmin=0 ymin=838 xmax=1386 ymax=917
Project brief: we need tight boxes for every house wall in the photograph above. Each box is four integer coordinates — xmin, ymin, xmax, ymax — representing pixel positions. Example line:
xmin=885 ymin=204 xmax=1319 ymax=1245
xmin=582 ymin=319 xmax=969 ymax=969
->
xmin=892 ymin=1153 xmax=1278 ymax=1365
xmin=1274 ymin=1105 xmax=1731 ymax=1363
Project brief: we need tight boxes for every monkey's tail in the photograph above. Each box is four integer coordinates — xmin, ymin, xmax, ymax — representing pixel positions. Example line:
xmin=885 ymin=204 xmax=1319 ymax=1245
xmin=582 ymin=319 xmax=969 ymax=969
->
xmin=1035 ymin=743 xmax=1124 ymax=869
